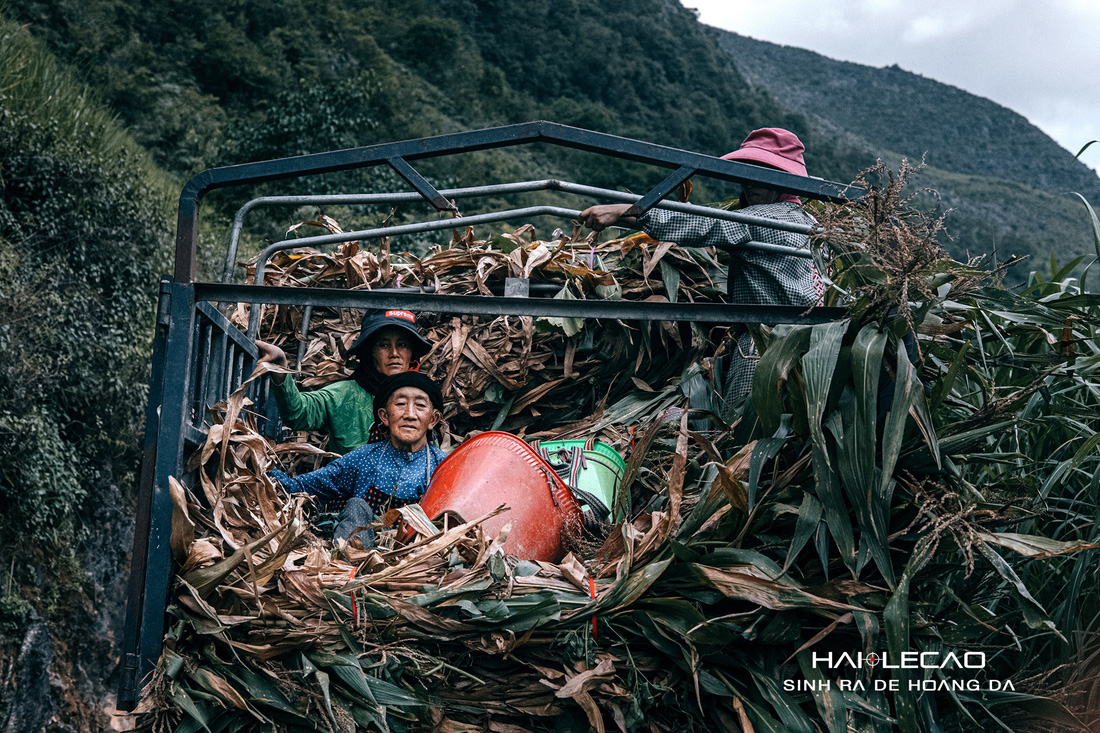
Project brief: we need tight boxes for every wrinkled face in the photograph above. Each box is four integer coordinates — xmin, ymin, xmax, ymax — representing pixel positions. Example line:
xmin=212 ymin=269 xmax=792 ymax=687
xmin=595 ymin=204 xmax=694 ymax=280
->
xmin=370 ymin=327 xmax=414 ymax=376
xmin=378 ymin=386 xmax=440 ymax=452
xmin=740 ymin=184 xmax=781 ymax=207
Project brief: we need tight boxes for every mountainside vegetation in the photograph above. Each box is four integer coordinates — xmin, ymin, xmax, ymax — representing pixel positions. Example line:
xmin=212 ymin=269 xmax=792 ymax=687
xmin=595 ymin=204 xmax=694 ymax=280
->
xmin=10 ymin=0 xmax=875 ymax=255
xmin=0 ymin=15 xmax=175 ymax=728
xmin=13 ymin=0 xmax=1094 ymax=277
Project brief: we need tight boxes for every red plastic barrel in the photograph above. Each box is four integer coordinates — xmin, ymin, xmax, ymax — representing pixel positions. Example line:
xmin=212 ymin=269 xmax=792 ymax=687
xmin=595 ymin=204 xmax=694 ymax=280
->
xmin=418 ymin=432 xmax=584 ymax=561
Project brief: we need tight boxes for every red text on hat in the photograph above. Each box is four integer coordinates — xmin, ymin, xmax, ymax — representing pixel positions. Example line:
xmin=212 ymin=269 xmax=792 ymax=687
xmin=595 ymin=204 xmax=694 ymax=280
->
xmin=385 ymin=310 xmax=416 ymax=323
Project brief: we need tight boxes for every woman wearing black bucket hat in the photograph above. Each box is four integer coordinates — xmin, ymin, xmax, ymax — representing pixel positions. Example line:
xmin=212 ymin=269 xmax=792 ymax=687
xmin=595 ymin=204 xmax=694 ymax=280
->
xmin=257 ymin=309 xmax=433 ymax=454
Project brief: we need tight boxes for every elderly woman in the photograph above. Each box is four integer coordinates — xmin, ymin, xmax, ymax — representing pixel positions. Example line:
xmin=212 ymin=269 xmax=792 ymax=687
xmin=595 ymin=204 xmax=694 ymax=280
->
xmin=271 ymin=372 xmax=446 ymax=548
xmin=257 ymin=309 xmax=433 ymax=454
xmin=578 ymin=127 xmax=822 ymax=417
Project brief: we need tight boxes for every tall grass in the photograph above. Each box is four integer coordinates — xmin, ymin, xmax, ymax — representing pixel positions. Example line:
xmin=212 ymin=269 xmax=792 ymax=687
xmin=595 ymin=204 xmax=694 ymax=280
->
xmin=0 ymin=18 xmax=171 ymax=190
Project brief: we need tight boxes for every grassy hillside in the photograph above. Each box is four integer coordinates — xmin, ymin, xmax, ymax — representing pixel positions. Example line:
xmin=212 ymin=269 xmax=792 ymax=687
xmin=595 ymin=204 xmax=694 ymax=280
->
xmin=718 ymin=30 xmax=1100 ymax=278
xmin=915 ymin=166 xmax=1092 ymax=268
xmin=0 ymin=15 xmax=176 ymax=727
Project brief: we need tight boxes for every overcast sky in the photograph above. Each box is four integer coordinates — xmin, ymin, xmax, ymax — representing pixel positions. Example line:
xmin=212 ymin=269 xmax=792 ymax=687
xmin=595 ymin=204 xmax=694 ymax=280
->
xmin=683 ymin=0 xmax=1100 ymax=174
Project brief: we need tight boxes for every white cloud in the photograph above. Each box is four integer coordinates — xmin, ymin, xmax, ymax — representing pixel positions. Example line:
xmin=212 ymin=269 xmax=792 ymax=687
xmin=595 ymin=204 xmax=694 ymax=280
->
xmin=683 ymin=1 xmax=1100 ymax=171
xmin=902 ymin=16 xmax=945 ymax=44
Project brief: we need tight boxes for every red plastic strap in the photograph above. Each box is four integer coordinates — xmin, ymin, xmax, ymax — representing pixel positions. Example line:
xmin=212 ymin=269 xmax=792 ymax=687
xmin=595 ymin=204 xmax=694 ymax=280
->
xmin=588 ymin=577 xmax=598 ymax=642
xmin=629 ymin=424 xmax=636 ymax=449
xmin=350 ymin=566 xmax=359 ymax=626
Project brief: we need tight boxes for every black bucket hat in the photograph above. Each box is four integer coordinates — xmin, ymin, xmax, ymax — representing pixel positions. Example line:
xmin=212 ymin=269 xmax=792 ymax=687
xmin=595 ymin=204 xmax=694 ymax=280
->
xmin=349 ymin=309 xmax=432 ymax=359
xmin=374 ymin=372 xmax=444 ymax=414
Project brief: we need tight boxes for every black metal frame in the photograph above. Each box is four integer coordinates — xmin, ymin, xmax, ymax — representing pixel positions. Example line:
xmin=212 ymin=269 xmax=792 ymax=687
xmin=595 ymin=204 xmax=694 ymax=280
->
xmin=117 ymin=121 xmax=861 ymax=711
xmin=175 ymin=120 xmax=858 ymax=282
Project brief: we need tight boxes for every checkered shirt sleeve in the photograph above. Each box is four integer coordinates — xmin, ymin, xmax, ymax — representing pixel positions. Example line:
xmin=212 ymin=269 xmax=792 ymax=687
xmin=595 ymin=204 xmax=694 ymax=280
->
xmin=638 ymin=202 xmax=820 ymax=307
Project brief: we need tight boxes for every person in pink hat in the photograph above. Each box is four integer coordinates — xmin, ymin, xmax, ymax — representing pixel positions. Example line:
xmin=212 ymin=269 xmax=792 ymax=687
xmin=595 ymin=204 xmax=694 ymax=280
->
xmin=578 ymin=127 xmax=822 ymax=418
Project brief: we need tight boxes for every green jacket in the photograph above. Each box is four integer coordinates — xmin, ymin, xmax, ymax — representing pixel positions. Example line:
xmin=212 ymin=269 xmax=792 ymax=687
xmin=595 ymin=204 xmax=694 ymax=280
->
xmin=272 ymin=377 xmax=375 ymax=455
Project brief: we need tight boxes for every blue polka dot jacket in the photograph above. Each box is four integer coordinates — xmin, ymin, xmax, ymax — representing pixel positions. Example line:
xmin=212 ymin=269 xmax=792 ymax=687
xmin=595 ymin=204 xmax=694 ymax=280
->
xmin=271 ymin=441 xmax=447 ymax=515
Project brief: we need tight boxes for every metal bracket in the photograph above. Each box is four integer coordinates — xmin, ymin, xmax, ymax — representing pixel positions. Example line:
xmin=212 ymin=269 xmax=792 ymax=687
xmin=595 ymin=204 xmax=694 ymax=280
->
xmin=504 ymin=278 xmax=531 ymax=298
xmin=119 ymin=653 xmax=139 ymax=704
xmin=626 ymin=165 xmax=696 ymax=217
xmin=386 ymin=156 xmax=455 ymax=212
xmin=155 ymin=278 xmax=172 ymax=327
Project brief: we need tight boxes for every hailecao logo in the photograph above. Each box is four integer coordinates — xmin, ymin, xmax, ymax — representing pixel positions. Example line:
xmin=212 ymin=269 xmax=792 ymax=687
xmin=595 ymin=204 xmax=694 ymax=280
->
xmin=785 ymin=650 xmax=1017 ymax=693
xmin=810 ymin=651 xmax=986 ymax=669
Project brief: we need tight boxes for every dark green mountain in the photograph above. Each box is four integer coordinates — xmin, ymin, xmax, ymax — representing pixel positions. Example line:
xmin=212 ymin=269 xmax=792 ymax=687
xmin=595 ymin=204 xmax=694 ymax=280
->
xmin=717 ymin=31 xmax=1100 ymax=276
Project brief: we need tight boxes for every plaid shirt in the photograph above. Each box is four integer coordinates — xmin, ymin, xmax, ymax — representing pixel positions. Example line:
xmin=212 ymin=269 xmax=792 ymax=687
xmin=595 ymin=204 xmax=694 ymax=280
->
xmin=637 ymin=203 xmax=820 ymax=416
xmin=637 ymin=202 xmax=819 ymax=306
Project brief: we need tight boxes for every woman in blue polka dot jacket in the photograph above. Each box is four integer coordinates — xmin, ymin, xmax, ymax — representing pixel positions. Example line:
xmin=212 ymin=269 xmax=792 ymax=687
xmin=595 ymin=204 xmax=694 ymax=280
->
xmin=271 ymin=372 xmax=447 ymax=548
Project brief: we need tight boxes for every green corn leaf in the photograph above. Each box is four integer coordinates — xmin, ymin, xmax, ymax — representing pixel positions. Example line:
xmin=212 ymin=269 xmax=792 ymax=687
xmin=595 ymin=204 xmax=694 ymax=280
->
xmin=170 ymin=685 xmax=213 ymax=733
xmin=783 ymin=492 xmax=823 ymax=573
xmin=802 ymin=319 xmax=850 ymax=472
xmin=750 ymin=669 xmax=816 ymax=733
xmin=313 ymin=670 xmax=337 ymax=728
xmin=975 ymin=542 xmax=1064 ymax=640
xmin=957 ymin=688 xmax=1085 ymax=727
xmin=813 ymin=413 xmax=856 ymax=570
xmin=589 ymin=557 xmax=673 ymax=615
xmin=1071 ymin=430 xmax=1100 ymax=467
xmin=753 ymin=324 xmax=813 ymax=433
xmin=659 ymin=258 xmax=681 ymax=302
xmin=884 ymin=536 xmax=936 ymax=733
xmin=746 ymin=415 xmax=792 ymax=509
xmin=737 ymin=693 xmax=792 ymax=733
xmin=937 ymin=420 xmax=1016 ymax=455
xmin=880 ymin=343 xmax=916 ymax=496
xmin=929 ymin=340 xmax=970 ymax=411
xmin=215 ymin=663 xmax=304 ymax=718
xmin=847 ymin=325 xmax=887 ymax=497
xmin=978 ymin=531 xmax=1100 ymax=559
xmin=331 ymin=663 xmax=424 ymax=709
xmin=686 ymin=563 xmax=861 ymax=613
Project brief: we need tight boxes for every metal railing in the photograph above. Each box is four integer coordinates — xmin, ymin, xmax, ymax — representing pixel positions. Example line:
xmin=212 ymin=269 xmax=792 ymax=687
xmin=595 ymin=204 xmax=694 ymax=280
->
xmin=222 ymin=178 xmax=820 ymax=283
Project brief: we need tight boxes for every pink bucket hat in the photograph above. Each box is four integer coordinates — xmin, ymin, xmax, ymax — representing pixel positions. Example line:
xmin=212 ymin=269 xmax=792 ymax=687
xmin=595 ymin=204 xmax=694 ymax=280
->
xmin=720 ymin=128 xmax=807 ymax=177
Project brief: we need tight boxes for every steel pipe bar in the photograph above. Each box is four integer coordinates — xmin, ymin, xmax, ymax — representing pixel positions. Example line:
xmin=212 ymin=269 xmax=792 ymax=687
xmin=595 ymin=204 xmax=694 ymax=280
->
xmin=627 ymin=165 xmax=696 ymax=216
xmin=546 ymin=180 xmax=819 ymax=234
xmin=223 ymin=181 xmax=565 ymax=281
xmin=243 ymin=204 xmax=816 ymax=338
xmin=203 ymin=283 xmax=844 ymax=325
xmin=243 ymin=205 xmax=581 ymax=337
xmin=136 ymin=282 xmax=195 ymax=704
xmin=117 ymin=280 xmax=173 ymax=712
xmin=386 ymin=156 xmax=455 ymax=211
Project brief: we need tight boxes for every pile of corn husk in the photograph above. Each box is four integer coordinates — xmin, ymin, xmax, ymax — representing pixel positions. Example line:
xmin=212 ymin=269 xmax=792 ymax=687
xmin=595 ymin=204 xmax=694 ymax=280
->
xmin=139 ymin=185 xmax=1100 ymax=732
xmin=233 ymin=218 xmax=727 ymax=447
xmin=139 ymin=219 xmax=767 ymax=732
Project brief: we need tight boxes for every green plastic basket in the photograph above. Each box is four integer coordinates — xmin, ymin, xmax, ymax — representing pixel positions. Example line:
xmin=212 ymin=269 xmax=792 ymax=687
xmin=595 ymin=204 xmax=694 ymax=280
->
xmin=531 ymin=438 xmax=628 ymax=522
